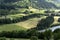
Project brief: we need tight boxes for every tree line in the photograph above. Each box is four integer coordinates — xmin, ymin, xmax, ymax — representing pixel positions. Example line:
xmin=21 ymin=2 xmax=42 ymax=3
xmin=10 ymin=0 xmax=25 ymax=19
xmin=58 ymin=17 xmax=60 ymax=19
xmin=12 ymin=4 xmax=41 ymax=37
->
xmin=0 ymin=14 xmax=41 ymax=24
xmin=0 ymin=28 xmax=60 ymax=40
xmin=36 ymin=16 xmax=54 ymax=30
xmin=0 ymin=14 xmax=60 ymax=25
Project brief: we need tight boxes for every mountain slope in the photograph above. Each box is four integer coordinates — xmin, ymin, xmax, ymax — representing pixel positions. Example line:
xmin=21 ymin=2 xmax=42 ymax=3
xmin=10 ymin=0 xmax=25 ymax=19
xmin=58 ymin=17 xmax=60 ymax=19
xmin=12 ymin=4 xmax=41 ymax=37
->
xmin=46 ymin=0 xmax=60 ymax=9
xmin=0 ymin=0 xmax=60 ymax=9
xmin=30 ymin=0 xmax=60 ymax=9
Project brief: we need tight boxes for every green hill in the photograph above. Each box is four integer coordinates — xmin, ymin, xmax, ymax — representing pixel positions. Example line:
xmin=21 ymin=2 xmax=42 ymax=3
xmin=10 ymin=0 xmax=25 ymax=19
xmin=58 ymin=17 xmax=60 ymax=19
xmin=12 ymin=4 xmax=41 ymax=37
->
xmin=0 ymin=0 xmax=60 ymax=31
xmin=0 ymin=0 xmax=60 ymax=9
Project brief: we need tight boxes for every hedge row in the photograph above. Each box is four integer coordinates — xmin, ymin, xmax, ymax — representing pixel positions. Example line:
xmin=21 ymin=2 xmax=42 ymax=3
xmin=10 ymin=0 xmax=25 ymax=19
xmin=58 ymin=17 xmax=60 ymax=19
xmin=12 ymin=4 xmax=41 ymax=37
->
xmin=0 ymin=14 xmax=41 ymax=24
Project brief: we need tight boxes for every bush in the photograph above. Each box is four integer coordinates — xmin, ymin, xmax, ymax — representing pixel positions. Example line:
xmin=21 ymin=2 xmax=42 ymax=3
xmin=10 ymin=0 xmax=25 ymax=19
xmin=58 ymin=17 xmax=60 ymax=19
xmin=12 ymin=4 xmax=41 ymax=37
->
xmin=43 ymin=30 xmax=52 ymax=40
xmin=58 ymin=18 xmax=60 ymax=22
xmin=54 ymin=32 xmax=60 ymax=40
xmin=30 ymin=36 xmax=38 ymax=40
xmin=10 ymin=38 xmax=14 ymax=40
xmin=0 ymin=37 xmax=6 ymax=40
xmin=53 ymin=28 xmax=60 ymax=33
xmin=24 ymin=10 xmax=30 ymax=14
xmin=30 ymin=11 xmax=33 ymax=13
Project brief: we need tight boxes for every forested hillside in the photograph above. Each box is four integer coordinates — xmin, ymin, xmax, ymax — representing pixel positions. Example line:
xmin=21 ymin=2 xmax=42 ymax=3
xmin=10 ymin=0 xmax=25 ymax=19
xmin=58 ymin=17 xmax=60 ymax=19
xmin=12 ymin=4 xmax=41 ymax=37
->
xmin=30 ymin=0 xmax=58 ymax=9
xmin=0 ymin=0 xmax=60 ymax=9
xmin=0 ymin=0 xmax=29 ymax=9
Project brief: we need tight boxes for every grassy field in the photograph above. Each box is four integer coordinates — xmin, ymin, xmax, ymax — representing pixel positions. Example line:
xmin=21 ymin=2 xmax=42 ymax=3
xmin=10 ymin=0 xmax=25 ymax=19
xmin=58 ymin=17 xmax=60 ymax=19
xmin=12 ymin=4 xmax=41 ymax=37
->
xmin=0 ymin=16 xmax=60 ymax=32
xmin=0 ymin=8 xmax=60 ymax=32
xmin=15 ymin=16 xmax=46 ymax=29
xmin=0 ymin=24 xmax=26 ymax=32
xmin=51 ymin=16 xmax=60 ymax=26
xmin=15 ymin=16 xmax=60 ymax=29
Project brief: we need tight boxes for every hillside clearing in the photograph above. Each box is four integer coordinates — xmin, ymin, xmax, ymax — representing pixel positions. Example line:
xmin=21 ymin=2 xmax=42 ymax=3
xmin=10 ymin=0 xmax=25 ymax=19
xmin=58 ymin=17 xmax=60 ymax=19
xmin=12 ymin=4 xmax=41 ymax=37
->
xmin=0 ymin=24 xmax=26 ymax=32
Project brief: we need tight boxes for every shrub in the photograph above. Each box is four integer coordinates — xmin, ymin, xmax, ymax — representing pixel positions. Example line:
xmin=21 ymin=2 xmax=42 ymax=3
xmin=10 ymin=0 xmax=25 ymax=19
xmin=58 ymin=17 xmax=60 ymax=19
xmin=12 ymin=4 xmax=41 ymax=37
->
xmin=53 ymin=28 xmax=60 ymax=33
xmin=0 ymin=37 xmax=6 ymax=40
xmin=58 ymin=18 xmax=60 ymax=22
xmin=30 ymin=36 xmax=38 ymax=40
xmin=24 ymin=10 xmax=30 ymax=14
xmin=44 ymin=30 xmax=52 ymax=40
xmin=10 ymin=38 xmax=14 ymax=40
xmin=54 ymin=32 xmax=60 ymax=40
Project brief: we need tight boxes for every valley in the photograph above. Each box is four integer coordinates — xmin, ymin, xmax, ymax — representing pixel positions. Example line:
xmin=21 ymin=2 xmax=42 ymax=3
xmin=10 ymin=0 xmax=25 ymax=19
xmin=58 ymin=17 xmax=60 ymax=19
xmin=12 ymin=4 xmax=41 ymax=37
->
xmin=0 ymin=0 xmax=60 ymax=40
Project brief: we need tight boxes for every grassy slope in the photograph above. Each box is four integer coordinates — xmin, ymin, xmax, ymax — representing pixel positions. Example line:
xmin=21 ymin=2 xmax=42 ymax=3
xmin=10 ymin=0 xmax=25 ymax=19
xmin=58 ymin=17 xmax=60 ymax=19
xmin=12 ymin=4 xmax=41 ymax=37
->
xmin=0 ymin=15 xmax=46 ymax=31
xmin=15 ymin=16 xmax=46 ymax=29
xmin=0 ymin=14 xmax=60 ymax=32
xmin=16 ymin=18 xmax=40 ymax=29
xmin=53 ymin=16 xmax=60 ymax=24
xmin=51 ymin=16 xmax=60 ymax=26
xmin=0 ymin=24 xmax=26 ymax=32
xmin=0 ymin=8 xmax=60 ymax=31
xmin=15 ymin=16 xmax=60 ymax=29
